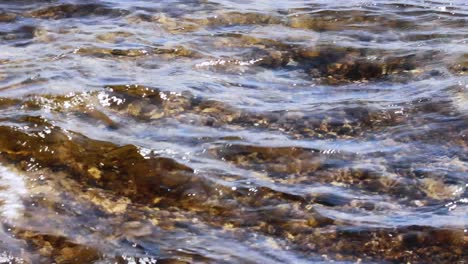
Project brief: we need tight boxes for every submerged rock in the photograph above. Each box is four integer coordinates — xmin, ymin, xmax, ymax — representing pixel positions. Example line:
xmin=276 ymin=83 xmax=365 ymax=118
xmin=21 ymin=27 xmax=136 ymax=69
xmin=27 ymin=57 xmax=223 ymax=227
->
xmin=0 ymin=12 xmax=17 ymax=23
xmin=26 ymin=4 xmax=127 ymax=19
xmin=0 ymin=1 xmax=467 ymax=262
xmin=0 ymin=124 xmax=193 ymax=204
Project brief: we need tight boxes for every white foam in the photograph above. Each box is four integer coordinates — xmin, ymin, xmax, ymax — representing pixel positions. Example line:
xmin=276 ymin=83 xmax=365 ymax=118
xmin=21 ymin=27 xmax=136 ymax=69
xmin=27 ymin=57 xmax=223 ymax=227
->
xmin=0 ymin=165 xmax=28 ymax=221
xmin=452 ymin=89 xmax=468 ymax=113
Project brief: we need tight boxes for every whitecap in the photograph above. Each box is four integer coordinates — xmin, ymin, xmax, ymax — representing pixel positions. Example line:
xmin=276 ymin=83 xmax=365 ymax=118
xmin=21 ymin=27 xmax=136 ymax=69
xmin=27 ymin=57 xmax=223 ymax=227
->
xmin=0 ymin=165 xmax=28 ymax=221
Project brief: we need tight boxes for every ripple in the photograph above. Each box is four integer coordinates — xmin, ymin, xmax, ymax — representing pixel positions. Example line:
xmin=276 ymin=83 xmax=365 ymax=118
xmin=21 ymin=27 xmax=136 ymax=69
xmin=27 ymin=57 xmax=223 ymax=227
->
xmin=0 ymin=0 xmax=466 ymax=262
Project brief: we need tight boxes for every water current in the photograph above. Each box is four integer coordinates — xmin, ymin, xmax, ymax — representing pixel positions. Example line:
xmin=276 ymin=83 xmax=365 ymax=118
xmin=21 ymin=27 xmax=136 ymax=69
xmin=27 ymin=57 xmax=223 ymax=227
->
xmin=0 ymin=0 xmax=467 ymax=263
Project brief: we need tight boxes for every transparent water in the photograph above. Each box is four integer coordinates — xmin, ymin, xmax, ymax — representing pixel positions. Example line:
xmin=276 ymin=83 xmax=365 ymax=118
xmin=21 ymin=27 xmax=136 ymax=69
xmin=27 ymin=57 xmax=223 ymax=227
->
xmin=0 ymin=0 xmax=466 ymax=263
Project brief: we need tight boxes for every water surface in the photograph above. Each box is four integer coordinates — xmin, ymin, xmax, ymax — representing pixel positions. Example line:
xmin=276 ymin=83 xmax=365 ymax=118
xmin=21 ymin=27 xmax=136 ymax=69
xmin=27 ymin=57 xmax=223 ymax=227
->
xmin=0 ymin=0 xmax=467 ymax=263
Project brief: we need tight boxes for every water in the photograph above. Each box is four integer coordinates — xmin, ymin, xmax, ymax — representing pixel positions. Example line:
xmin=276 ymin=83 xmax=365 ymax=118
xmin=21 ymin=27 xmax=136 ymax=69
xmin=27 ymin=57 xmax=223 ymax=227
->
xmin=0 ymin=0 xmax=467 ymax=263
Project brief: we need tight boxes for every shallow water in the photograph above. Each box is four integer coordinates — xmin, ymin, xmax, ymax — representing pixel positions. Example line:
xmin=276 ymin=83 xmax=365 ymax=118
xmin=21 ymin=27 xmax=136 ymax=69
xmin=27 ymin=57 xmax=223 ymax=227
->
xmin=0 ymin=0 xmax=467 ymax=263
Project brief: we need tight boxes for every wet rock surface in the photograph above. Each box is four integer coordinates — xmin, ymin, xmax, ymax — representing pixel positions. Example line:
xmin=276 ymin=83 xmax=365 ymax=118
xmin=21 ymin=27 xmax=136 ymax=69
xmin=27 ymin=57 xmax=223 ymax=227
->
xmin=0 ymin=0 xmax=467 ymax=263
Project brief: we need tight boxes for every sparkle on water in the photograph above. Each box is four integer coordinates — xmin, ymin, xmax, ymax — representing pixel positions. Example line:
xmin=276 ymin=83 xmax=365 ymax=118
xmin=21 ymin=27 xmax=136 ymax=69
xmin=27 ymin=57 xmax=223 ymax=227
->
xmin=0 ymin=0 xmax=467 ymax=263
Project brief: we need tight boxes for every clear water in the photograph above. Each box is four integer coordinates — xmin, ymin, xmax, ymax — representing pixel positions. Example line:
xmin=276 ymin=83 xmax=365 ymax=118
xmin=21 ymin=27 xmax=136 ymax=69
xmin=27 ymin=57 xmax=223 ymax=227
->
xmin=0 ymin=0 xmax=466 ymax=263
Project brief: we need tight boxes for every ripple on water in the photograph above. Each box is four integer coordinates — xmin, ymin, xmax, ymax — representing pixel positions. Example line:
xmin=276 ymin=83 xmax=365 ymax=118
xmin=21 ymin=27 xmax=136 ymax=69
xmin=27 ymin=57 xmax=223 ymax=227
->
xmin=0 ymin=0 xmax=467 ymax=263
